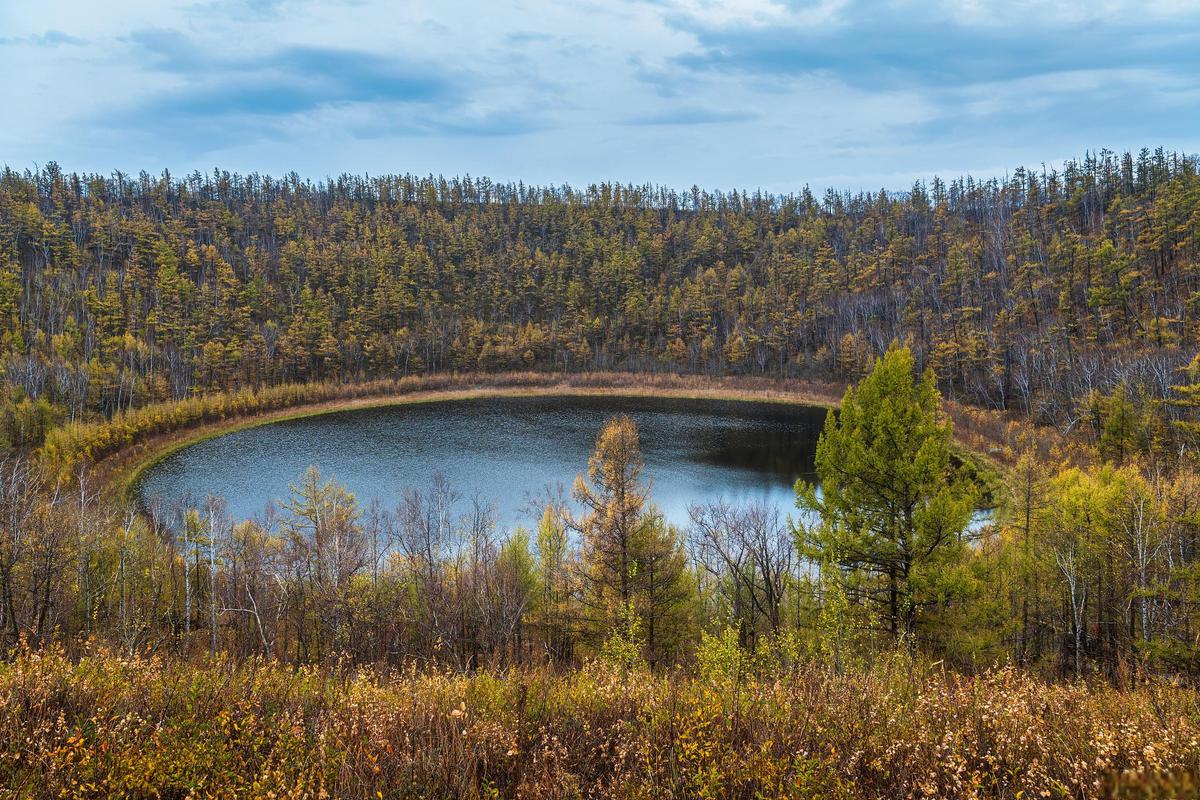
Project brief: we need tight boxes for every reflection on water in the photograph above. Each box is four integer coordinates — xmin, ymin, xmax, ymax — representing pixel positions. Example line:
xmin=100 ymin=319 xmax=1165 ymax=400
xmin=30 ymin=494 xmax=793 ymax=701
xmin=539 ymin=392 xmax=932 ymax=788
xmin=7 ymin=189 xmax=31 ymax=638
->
xmin=139 ymin=395 xmax=829 ymax=528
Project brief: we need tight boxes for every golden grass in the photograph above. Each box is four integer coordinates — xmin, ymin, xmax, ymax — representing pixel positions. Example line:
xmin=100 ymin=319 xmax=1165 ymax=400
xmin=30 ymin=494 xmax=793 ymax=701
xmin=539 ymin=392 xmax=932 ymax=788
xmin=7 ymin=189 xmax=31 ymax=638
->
xmin=1 ymin=646 xmax=1196 ymax=799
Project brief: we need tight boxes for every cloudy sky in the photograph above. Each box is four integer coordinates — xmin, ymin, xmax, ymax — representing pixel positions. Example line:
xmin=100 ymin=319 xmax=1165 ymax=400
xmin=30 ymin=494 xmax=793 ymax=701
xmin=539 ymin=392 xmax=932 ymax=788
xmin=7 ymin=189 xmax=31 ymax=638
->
xmin=1 ymin=0 xmax=1198 ymax=191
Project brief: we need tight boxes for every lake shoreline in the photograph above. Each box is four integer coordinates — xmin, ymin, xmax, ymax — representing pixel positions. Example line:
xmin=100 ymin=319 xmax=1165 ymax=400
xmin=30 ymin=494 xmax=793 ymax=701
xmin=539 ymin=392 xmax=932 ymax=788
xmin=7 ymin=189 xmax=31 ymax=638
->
xmin=105 ymin=373 xmax=848 ymax=507
xmin=134 ymin=393 xmax=832 ymax=526
xmin=80 ymin=370 xmax=1013 ymax=510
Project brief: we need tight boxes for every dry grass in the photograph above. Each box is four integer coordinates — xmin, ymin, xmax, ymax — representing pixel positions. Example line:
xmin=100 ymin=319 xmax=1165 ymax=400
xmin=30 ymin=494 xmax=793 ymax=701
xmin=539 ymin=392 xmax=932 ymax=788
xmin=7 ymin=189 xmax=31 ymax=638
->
xmin=1 ymin=647 xmax=1197 ymax=799
xmin=945 ymin=400 xmax=1088 ymax=469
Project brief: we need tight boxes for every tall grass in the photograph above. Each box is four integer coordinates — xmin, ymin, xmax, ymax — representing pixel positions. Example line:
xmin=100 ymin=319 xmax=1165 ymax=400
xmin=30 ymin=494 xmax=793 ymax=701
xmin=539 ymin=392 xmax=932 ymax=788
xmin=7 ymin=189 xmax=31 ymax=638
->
xmin=1 ymin=646 xmax=1196 ymax=799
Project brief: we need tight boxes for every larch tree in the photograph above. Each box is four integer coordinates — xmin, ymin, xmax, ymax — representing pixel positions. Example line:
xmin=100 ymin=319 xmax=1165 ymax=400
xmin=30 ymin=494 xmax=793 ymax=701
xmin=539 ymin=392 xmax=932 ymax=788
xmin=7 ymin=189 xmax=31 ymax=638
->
xmin=1041 ymin=467 xmax=1116 ymax=679
xmin=572 ymin=414 xmax=691 ymax=662
xmin=573 ymin=414 xmax=648 ymax=626
xmin=534 ymin=504 xmax=573 ymax=664
xmin=1007 ymin=449 xmax=1049 ymax=666
xmin=631 ymin=510 xmax=694 ymax=666
xmin=282 ymin=466 xmax=367 ymax=661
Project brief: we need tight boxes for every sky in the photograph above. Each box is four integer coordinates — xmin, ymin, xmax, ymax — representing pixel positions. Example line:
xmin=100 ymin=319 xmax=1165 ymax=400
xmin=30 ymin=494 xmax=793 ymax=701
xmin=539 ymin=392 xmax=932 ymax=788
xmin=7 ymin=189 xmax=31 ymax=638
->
xmin=1 ymin=0 xmax=1198 ymax=193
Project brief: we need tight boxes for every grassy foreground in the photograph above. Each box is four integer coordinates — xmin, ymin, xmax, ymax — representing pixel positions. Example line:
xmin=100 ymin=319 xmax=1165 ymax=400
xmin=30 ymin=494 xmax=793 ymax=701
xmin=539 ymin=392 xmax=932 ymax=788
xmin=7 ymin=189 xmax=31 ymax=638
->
xmin=1 ymin=648 xmax=1196 ymax=799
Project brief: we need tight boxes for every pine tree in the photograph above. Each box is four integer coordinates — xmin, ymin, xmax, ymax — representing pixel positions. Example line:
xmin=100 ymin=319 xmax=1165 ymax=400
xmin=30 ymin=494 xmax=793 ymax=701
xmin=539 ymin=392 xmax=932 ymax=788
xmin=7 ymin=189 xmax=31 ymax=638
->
xmin=1170 ymin=353 xmax=1200 ymax=446
xmin=797 ymin=343 xmax=976 ymax=648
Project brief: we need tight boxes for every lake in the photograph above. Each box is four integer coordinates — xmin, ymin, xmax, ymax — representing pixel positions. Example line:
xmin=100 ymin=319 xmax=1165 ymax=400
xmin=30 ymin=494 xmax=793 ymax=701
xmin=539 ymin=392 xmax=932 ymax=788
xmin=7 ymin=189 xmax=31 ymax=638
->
xmin=138 ymin=394 xmax=830 ymax=529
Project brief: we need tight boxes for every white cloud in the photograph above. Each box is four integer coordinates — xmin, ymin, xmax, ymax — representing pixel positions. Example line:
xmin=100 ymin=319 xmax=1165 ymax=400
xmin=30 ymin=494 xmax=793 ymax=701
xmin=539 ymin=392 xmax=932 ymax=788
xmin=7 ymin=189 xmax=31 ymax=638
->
xmin=0 ymin=0 xmax=1195 ymax=189
xmin=663 ymin=0 xmax=811 ymax=28
xmin=936 ymin=0 xmax=1200 ymax=25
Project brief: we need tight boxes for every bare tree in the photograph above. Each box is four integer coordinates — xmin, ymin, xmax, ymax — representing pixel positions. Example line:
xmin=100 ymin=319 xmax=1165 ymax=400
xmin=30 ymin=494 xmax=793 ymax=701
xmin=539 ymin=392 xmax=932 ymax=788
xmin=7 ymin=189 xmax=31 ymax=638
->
xmin=688 ymin=499 xmax=793 ymax=645
xmin=0 ymin=456 xmax=44 ymax=652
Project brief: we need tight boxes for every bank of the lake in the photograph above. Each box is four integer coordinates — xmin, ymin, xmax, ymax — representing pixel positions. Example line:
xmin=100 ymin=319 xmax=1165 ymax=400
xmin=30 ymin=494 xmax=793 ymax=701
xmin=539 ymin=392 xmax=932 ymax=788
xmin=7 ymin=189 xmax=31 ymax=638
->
xmin=71 ymin=372 xmax=1014 ymax=513
xmin=96 ymin=374 xmax=847 ymax=505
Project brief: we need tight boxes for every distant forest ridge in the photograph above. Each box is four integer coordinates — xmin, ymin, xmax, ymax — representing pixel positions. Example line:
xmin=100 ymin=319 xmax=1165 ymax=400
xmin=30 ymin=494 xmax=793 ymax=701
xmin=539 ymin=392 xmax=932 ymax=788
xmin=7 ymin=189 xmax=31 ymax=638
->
xmin=9 ymin=147 xmax=1198 ymax=208
xmin=0 ymin=146 xmax=1198 ymax=447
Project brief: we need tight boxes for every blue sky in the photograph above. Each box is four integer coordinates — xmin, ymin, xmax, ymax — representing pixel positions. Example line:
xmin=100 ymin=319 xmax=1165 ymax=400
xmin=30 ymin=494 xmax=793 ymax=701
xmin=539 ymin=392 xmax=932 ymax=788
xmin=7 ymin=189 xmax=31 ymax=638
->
xmin=1 ymin=0 xmax=1198 ymax=192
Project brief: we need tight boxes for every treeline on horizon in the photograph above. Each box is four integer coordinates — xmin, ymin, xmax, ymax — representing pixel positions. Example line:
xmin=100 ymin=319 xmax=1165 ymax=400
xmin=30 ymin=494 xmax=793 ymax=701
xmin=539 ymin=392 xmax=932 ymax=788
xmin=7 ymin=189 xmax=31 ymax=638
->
xmin=0 ymin=147 xmax=1198 ymax=450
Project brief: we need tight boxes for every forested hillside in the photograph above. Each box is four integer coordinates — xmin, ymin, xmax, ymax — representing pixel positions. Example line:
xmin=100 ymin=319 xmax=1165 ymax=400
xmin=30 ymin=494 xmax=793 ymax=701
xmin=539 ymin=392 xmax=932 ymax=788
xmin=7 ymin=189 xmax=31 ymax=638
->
xmin=2 ymin=148 xmax=1198 ymax=447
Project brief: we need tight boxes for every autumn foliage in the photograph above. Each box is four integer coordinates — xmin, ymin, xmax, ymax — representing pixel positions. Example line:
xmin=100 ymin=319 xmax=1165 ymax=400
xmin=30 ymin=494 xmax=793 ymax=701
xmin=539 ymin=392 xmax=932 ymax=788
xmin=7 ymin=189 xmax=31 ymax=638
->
xmin=1 ymin=645 xmax=1197 ymax=799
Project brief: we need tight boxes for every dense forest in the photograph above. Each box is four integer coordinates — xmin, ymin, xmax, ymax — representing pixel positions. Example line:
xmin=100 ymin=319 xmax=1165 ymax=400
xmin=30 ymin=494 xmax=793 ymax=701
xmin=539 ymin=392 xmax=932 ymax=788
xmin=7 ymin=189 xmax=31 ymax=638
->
xmin=1 ymin=148 xmax=1198 ymax=448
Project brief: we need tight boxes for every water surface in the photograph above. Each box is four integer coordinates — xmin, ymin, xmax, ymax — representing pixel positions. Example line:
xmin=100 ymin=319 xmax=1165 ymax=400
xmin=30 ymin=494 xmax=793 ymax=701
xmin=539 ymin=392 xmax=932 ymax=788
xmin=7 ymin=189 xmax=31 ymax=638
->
xmin=139 ymin=395 xmax=829 ymax=528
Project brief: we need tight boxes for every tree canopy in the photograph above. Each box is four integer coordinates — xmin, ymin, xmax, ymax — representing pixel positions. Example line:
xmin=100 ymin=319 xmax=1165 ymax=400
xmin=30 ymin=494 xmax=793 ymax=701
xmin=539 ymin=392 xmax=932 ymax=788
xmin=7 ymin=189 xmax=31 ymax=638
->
xmin=1 ymin=148 xmax=1199 ymax=449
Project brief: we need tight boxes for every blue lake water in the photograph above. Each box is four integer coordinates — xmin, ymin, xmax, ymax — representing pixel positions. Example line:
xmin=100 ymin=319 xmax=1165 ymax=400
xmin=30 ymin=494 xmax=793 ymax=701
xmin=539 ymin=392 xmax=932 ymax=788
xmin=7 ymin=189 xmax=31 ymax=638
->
xmin=138 ymin=394 xmax=830 ymax=530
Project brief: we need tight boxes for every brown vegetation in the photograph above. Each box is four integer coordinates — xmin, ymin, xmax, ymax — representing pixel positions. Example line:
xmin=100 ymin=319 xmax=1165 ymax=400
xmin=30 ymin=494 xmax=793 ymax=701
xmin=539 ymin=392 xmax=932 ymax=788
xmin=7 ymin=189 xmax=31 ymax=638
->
xmin=1 ymin=646 xmax=1195 ymax=799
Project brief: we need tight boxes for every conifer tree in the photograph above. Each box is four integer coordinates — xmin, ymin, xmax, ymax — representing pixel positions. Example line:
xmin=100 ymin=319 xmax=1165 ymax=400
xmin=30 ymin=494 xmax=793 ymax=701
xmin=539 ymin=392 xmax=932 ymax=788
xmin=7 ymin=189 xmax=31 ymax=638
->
xmin=572 ymin=415 xmax=691 ymax=661
xmin=797 ymin=343 xmax=975 ymax=648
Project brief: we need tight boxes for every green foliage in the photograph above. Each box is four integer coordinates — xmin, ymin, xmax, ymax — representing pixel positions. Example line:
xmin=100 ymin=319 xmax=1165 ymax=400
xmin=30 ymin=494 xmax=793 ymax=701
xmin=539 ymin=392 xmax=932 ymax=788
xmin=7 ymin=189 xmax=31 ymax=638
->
xmin=1089 ymin=383 xmax=1169 ymax=463
xmin=0 ymin=390 xmax=63 ymax=451
xmin=598 ymin=601 xmax=646 ymax=671
xmin=695 ymin=624 xmax=752 ymax=685
xmin=498 ymin=527 xmax=538 ymax=602
xmin=1170 ymin=353 xmax=1200 ymax=446
xmin=797 ymin=344 xmax=976 ymax=648
xmin=812 ymin=550 xmax=873 ymax=671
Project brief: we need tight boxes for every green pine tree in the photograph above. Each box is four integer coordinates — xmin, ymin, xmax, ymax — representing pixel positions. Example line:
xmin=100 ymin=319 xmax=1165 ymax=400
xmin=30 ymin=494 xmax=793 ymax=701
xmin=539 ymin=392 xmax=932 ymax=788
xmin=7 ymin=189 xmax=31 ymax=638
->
xmin=796 ymin=343 xmax=976 ymax=650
